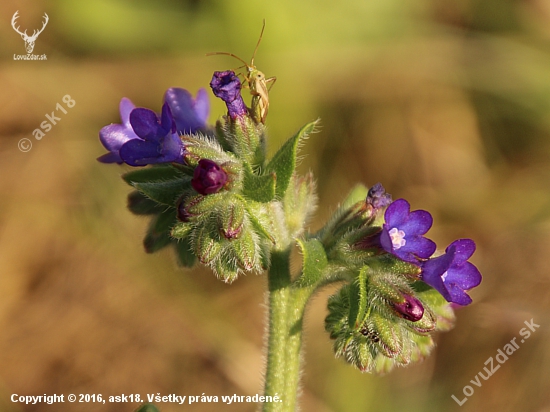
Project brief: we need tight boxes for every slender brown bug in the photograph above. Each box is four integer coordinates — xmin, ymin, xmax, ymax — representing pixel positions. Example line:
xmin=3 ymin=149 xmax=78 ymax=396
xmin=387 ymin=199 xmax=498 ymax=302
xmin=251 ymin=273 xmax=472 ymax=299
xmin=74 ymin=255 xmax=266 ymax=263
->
xmin=207 ymin=20 xmax=276 ymax=124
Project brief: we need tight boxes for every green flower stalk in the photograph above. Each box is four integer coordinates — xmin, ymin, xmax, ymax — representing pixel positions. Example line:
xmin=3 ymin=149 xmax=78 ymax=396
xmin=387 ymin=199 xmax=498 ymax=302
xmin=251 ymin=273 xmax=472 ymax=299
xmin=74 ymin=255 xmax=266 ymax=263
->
xmin=99 ymin=67 xmax=481 ymax=412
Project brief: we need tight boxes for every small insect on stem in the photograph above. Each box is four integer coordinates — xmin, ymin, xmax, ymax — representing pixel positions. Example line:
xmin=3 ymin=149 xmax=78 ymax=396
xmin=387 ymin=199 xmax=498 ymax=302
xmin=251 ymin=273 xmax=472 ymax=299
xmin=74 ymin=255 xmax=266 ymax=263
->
xmin=207 ymin=20 xmax=276 ymax=124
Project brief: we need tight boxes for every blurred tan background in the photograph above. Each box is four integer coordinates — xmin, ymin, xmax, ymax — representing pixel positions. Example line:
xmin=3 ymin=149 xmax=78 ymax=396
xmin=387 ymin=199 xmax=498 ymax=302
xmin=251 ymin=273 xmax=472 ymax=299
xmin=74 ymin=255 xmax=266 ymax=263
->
xmin=1 ymin=0 xmax=549 ymax=411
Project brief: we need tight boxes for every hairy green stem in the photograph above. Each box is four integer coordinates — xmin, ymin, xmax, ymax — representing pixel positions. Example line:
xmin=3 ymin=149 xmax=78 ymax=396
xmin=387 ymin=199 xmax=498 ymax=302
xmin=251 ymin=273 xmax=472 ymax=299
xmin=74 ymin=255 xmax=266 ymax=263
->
xmin=263 ymin=249 xmax=314 ymax=412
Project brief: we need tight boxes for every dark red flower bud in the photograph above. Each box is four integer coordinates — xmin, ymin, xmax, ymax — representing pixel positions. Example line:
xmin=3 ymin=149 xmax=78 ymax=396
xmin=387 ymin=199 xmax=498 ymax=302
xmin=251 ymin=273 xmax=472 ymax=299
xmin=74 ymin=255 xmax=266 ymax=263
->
xmin=191 ymin=159 xmax=228 ymax=195
xmin=392 ymin=294 xmax=424 ymax=322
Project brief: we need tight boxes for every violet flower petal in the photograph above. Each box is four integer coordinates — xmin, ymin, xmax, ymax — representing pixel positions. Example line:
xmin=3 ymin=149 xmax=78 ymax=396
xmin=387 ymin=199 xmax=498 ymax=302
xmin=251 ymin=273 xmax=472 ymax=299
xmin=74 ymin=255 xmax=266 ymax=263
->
xmin=164 ymin=88 xmax=209 ymax=134
xmin=119 ymin=134 xmax=184 ymax=166
xmin=119 ymin=97 xmax=135 ymax=129
xmin=194 ymin=88 xmax=210 ymax=124
xmin=98 ymin=98 xmax=140 ymax=164
xmin=130 ymin=108 xmax=164 ymax=141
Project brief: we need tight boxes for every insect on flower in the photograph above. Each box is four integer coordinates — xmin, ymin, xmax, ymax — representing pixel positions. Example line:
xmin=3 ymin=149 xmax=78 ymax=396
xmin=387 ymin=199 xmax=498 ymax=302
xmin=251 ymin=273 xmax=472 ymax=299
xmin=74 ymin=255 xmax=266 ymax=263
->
xmin=207 ymin=20 xmax=276 ymax=124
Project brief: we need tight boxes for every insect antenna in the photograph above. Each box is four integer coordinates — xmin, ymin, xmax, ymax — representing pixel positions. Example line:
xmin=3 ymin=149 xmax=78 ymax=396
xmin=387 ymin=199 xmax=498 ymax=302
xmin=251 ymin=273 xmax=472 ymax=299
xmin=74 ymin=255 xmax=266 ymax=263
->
xmin=206 ymin=52 xmax=250 ymax=70
xmin=250 ymin=19 xmax=266 ymax=68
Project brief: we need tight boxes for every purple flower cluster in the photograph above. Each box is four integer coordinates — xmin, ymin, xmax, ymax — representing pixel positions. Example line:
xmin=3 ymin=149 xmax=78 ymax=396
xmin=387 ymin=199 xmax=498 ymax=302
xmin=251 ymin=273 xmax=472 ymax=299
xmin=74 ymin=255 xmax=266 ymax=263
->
xmin=98 ymin=88 xmax=209 ymax=166
xmin=378 ymin=196 xmax=481 ymax=306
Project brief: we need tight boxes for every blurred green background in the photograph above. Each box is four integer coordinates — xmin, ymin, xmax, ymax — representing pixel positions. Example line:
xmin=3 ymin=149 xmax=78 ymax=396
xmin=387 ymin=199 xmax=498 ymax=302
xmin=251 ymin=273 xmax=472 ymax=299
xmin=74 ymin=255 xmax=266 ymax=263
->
xmin=1 ymin=0 xmax=550 ymax=411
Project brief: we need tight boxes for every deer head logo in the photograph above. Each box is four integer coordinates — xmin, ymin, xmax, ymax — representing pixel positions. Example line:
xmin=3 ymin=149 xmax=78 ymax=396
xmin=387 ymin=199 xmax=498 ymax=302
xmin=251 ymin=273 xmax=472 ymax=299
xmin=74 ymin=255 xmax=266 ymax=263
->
xmin=11 ymin=11 xmax=49 ymax=54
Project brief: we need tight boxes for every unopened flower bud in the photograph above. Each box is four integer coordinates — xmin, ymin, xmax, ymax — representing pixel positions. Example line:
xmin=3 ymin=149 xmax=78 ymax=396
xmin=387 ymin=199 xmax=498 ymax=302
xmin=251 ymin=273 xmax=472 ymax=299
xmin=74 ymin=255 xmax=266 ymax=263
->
xmin=391 ymin=294 xmax=424 ymax=322
xmin=366 ymin=183 xmax=392 ymax=210
xmin=191 ymin=159 xmax=228 ymax=195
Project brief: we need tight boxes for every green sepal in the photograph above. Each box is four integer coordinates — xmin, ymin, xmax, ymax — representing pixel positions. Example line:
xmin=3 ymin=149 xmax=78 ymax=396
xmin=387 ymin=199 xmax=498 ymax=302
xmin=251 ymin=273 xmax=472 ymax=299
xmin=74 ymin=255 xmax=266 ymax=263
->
xmin=241 ymin=162 xmax=276 ymax=202
xmin=355 ymin=338 xmax=374 ymax=372
xmin=217 ymin=198 xmax=246 ymax=239
xmin=242 ymin=200 xmax=276 ymax=244
xmin=325 ymin=286 xmax=348 ymax=339
xmin=144 ymin=209 xmax=176 ymax=253
xmin=195 ymin=226 xmax=223 ymax=265
xmin=346 ymin=267 xmax=369 ymax=329
xmin=171 ymin=221 xmax=193 ymax=239
xmin=294 ymin=238 xmax=328 ymax=287
xmin=184 ymin=193 xmax=226 ymax=221
xmin=355 ymin=267 xmax=370 ymax=327
xmin=369 ymin=272 xmax=406 ymax=305
xmin=213 ymin=257 xmax=239 ymax=284
xmin=231 ymin=227 xmax=259 ymax=271
xmin=122 ymin=165 xmax=184 ymax=186
xmin=229 ymin=117 xmax=266 ymax=167
xmin=132 ymin=179 xmax=189 ymax=207
xmin=214 ymin=118 xmax=233 ymax=152
xmin=127 ymin=191 xmax=165 ymax=215
xmin=135 ymin=405 xmax=159 ymax=412
xmin=266 ymin=121 xmax=317 ymax=198
xmin=173 ymin=238 xmax=196 ymax=267
xmin=377 ymin=254 xmax=422 ymax=279
xmin=408 ymin=306 xmax=436 ymax=333
xmin=181 ymin=135 xmax=232 ymax=168
xmin=370 ymin=312 xmax=402 ymax=357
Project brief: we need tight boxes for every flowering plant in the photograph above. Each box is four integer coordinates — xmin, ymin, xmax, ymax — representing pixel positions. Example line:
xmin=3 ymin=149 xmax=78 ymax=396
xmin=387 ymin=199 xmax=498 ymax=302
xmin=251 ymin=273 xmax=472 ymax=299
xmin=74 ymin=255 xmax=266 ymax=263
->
xmin=99 ymin=68 xmax=481 ymax=411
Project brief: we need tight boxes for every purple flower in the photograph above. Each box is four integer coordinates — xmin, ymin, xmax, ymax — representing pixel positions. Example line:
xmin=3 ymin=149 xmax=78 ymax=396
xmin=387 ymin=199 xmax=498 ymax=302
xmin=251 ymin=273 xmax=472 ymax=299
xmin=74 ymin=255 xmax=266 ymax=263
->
xmin=210 ymin=71 xmax=248 ymax=119
xmin=163 ymin=88 xmax=209 ymax=134
xmin=191 ymin=159 xmax=228 ymax=195
xmin=366 ymin=183 xmax=392 ymax=210
xmin=380 ymin=199 xmax=436 ymax=263
xmin=391 ymin=294 xmax=424 ymax=322
xmin=118 ymin=103 xmax=184 ymax=166
xmin=98 ymin=98 xmax=139 ymax=164
xmin=421 ymin=239 xmax=482 ymax=306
